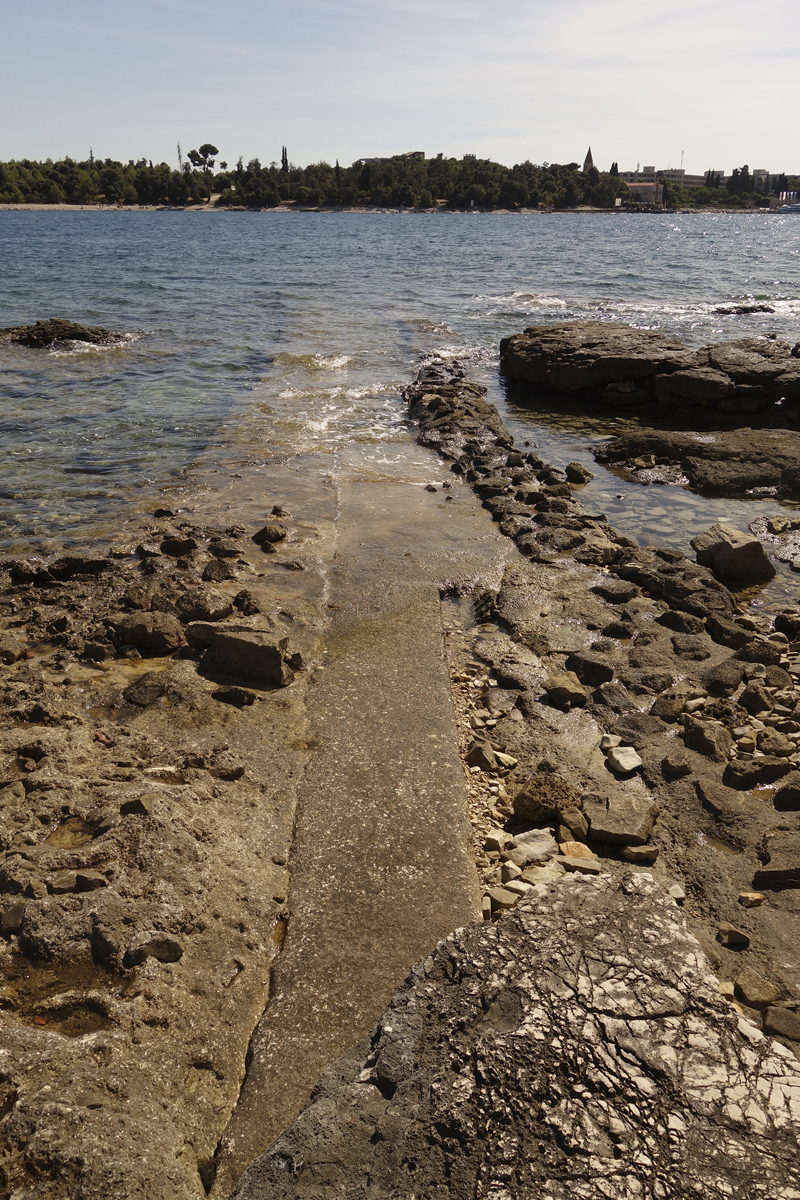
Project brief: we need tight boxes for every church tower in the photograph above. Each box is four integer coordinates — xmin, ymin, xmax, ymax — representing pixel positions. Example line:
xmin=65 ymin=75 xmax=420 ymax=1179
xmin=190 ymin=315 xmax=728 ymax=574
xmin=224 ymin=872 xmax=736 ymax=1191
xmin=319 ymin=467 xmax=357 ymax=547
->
xmin=583 ymin=147 xmax=594 ymax=173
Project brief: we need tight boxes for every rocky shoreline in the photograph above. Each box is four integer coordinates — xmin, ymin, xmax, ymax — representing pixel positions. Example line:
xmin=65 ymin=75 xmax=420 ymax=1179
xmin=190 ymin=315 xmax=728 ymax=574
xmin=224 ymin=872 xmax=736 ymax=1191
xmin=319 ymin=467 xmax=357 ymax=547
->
xmin=3 ymin=336 xmax=800 ymax=1196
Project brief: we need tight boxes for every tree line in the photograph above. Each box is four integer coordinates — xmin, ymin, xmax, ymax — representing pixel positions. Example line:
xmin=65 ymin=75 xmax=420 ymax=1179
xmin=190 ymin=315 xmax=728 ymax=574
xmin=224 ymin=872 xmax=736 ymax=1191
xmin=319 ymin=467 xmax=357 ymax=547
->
xmin=0 ymin=150 xmax=795 ymax=210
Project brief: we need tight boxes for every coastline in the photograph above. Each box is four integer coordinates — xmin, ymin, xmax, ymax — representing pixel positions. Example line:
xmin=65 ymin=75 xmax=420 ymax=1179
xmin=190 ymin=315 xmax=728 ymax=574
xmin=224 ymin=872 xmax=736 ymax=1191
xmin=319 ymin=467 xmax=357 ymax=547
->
xmin=0 ymin=201 xmax=786 ymax=215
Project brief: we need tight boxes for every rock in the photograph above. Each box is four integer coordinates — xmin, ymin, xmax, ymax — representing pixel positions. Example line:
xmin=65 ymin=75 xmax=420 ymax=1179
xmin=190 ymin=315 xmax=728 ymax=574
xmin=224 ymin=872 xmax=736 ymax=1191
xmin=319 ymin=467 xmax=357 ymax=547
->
xmin=253 ymin=523 xmax=287 ymax=546
xmin=763 ymin=1007 xmax=800 ymax=1041
xmin=671 ymin=633 xmax=711 ymax=660
xmin=605 ymin=745 xmax=642 ymax=774
xmin=0 ymin=782 xmax=27 ymax=805
xmin=512 ymin=773 xmax=580 ymax=826
xmin=47 ymin=870 xmax=78 ymax=894
xmin=500 ymin=861 xmax=522 ymax=883
xmin=200 ymin=630 xmax=299 ymax=687
xmin=484 ymin=828 xmax=514 ymax=853
xmin=557 ymin=840 xmax=595 ymax=859
xmin=160 ymin=536 xmax=197 ymax=557
xmin=175 ymin=586 xmax=233 ymax=623
xmin=208 ymin=537 xmax=241 ymax=559
xmin=599 ymin=734 xmax=622 ymax=751
xmin=487 ymin=886 xmax=519 ymax=914
xmin=0 ymin=633 xmax=27 ymax=664
xmin=736 ymin=638 xmax=783 ymax=666
xmin=120 ymin=794 xmax=157 ymax=816
xmin=124 ymin=930 xmax=184 ymax=967
xmin=559 ymin=855 xmax=603 ymax=874
xmin=724 ymin=756 xmax=793 ymax=790
xmin=739 ymin=681 xmax=774 ymax=715
xmin=112 ymin=612 xmax=185 ymax=657
xmin=668 ymin=883 xmax=686 ymax=902
xmin=213 ymin=686 xmax=257 ymax=708
xmin=661 ymin=753 xmax=692 ymax=781
xmin=735 ymin=966 xmax=781 ymax=1009
xmin=203 ymin=558 xmax=235 ymax=583
xmin=773 ymin=776 xmax=800 ymax=810
xmin=706 ymin=615 xmax=750 ymax=649
xmin=24 ymin=878 xmax=47 ymax=900
xmin=0 ymin=899 xmax=26 ymax=935
xmin=654 ymin=365 xmax=733 ymax=404
xmin=757 ymin=727 xmax=795 ymax=757
xmin=520 ymin=860 xmax=566 ymax=884
xmin=621 ymin=844 xmax=659 ymax=863
xmin=122 ymin=671 xmax=171 ymax=707
xmin=690 ymin=523 xmax=776 ymax=582
xmin=481 ymin=688 xmax=520 ymax=716
xmin=542 ymin=672 xmax=586 ymax=709
xmin=739 ymin=891 xmax=765 ymax=908
xmin=592 ymin=680 xmax=633 ymax=711
xmin=229 ymin=872 xmax=800 ymax=1200
xmin=465 ymin=741 xmax=497 ymax=771
xmin=233 ymin=589 xmax=261 ymax=616
xmin=76 ymin=870 xmax=108 ymax=892
xmin=650 ymin=688 xmax=688 ymax=723
xmin=583 ymin=791 xmax=658 ymax=845
xmin=753 ymin=833 xmax=800 ymax=889
xmin=505 ymin=830 xmax=558 ymax=868
xmin=695 ymin=777 xmax=745 ymax=821
xmin=565 ymin=650 xmax=614 ymax=686
xmin=564 ymin=461 xmax=593 ymax=484
xmin=682 ymin=715 xmax=734 ymax=762
xmin=1 ymin=318 xmax=120 ymax=347
xmin=656 ymin=609 xmax=705 ymax=634
xmin=717 ymin=922 xmax=750 ymax=948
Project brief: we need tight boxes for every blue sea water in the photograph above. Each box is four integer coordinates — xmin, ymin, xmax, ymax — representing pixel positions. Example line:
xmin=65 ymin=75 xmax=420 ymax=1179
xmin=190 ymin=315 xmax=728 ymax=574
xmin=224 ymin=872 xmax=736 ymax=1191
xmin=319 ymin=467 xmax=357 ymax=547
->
xmin=1 ymin=209 xmax=799 ymax=554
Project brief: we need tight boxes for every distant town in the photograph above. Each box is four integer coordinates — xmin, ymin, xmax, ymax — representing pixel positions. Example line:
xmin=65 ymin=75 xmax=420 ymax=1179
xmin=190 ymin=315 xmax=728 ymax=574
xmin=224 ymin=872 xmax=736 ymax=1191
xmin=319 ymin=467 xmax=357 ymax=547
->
xmin=0 ymin=145 xmax=797 ymax=210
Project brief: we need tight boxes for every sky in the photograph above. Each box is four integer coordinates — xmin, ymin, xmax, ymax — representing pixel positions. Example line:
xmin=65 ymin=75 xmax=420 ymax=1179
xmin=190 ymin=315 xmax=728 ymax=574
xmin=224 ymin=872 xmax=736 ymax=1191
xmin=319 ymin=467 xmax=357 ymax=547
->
xmin=1 ymin=0 xmax=797 ymax=174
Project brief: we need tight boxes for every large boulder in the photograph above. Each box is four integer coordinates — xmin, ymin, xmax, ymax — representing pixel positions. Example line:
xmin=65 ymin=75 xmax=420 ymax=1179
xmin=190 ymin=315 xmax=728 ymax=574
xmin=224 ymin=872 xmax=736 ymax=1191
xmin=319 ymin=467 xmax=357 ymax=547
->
xmin=690 ymin=523 xmax=776 ymax=581
xmin=229 ymin=873 xmax=800 ymax=1200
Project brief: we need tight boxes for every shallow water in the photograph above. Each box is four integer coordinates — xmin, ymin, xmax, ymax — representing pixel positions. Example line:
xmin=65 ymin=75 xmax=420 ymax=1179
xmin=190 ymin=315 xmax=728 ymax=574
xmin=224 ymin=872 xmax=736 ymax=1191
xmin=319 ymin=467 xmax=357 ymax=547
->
xmin=1 ymin=210 xmax=799 ymax=587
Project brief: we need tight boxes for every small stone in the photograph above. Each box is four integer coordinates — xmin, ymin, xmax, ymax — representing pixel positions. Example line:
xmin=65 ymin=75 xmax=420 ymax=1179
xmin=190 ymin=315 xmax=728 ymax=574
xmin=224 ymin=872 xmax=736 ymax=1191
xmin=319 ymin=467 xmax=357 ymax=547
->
xmin=465 ymin=741 xmax=497 ymax=771
xmin=719 ymin=981 xmax=736 ymax=999
xmin=494 ymin=751 xmax=518 ymax=769
xmin=520 ymin=860 xmax=566 ymax=884
xmin=600 ymin=734 xmax=622 ymax=752
xmin=739 ymin=891 xmax=765 ymax=908
xmin=503 ymin=878 xmax=533 ymax=897
xmin=0 ymin=899 xmax=26 ymax=934
xmin=252 ymin=523 xmax=287 ymax=546
xmin=24 ymin=878 xmax=48 ymax=900
xmin=668 ymin=883 xmax=686 ymax=902
xmin=484 ymin=828 xmax=514 ymax=853
xmin=717 ymin=922 xmax=750 ymax=948
xmin=621 ymin=844 xmax=660 ymax=864
xmin=565 ymin=462 xmax=594 ymax=484
xmin=160 ymin=536 xmax=197 ymax=557
xmin=501 ymin=861 xmax=522 ymax=883
xmin=543 ymin=672 xmax=586 ymax=710
xmin=481 ymin=895 xmax=492 ymax=922
xmin=558 ymin=840 xmax=595 ymax=859
xmin=606 ymin=746 xmax=642 ymax=774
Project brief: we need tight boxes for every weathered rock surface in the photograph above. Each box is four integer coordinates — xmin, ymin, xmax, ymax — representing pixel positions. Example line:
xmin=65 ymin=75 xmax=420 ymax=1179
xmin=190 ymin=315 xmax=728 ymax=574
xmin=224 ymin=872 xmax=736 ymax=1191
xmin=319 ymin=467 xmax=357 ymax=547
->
xmin=691 ymin=523 xmax=776 ymax=581
xmin=231 ymin=873 xmax=800 ymax=1200
xmin=500 ymin=321 xmax=800 ymax=414
xmin=0 ymin=318 xmax=122 ymax=347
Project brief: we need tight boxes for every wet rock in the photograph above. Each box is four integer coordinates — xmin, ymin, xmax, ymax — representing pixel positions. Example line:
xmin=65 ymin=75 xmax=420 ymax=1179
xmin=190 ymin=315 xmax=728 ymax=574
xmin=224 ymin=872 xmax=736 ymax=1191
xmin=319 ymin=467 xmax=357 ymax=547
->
xmin=112 ymin=612 xmax=185 ymax=657
xmin=175 ymin=585 xmax=233 ymax=623
xmin=1 ymin=318 xmax=121 ymax=347
xmin=706 ymin=614 xmax=750 ymax=649
xmin=691 ymin=523 xmax=775 ymax=582
xmin=0 ymin=898 xmax=26 ymax=935
xmin=656 ymin=609 xmax=704 ymax=634
xmin=605 ymin=745 xmax=642 ymax=774
xmin=160 ymin=536 xmax=197 ymax=557
xmin=612 ymin=712 xmax=665 ymax=747
xmin=199 ymin=629 xmax=298 ymax=688
xmin=233 ymin=589 xmax=261 ymax=615
xmin=590 ymin=578 xmax=640 ymax=604
xmin=208 ymin=537 xmax=241 ymax=559
xmin=230 ymin=873 xmax=800 ymax=1200
xmin=124 ymin=929 xmax=184 ymax=967
xmin=583 ymin=791 xmax=658 ymax=844
xmin=682 ymin=715 xmax=734 ymax=762
xmin=122 ymin=671 xmax=172 ymax=707
xmin=202 ymin=558 xmax=235 ymax=583
xmin=542 ymin=671 xmax=586 ymax=710
xmin=253 ymin=523 xmax=287 ymax=546
xmin=564 ymin=461 xmax=593 ymax=484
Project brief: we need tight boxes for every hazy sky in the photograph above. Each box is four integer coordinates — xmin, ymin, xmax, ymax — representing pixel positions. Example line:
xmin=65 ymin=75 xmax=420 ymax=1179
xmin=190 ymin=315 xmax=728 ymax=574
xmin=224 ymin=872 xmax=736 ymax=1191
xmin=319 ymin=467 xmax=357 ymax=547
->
xmin=2 ymin=0 xmax=797 ymax=173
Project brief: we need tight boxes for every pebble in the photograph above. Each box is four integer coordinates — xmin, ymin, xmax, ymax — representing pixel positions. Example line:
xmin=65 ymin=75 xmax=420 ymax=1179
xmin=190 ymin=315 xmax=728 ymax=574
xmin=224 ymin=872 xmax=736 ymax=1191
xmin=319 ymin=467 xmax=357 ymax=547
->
xmin=717 ymin=922 xmax=750 ymax=948
xmin=739 ymin=891 xmax=765 ymax=908
xmin=599 ymin=734 xmax=622 ymax=752
xmin=668 ymin=883 xmax=686 ymax=903
xmin=606 ymin=745 xmax=643 ymax=774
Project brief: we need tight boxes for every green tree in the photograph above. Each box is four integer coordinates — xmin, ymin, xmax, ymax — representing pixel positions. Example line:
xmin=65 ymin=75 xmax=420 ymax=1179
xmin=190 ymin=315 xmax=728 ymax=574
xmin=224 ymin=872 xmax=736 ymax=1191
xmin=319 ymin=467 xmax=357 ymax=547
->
xmin=187 ymin=143 xmax=219 ymax=200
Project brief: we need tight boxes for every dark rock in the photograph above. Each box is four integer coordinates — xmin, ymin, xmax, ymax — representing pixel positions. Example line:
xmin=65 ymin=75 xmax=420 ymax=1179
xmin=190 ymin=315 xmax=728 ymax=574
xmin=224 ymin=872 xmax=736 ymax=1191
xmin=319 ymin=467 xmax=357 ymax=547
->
xmin=656 ymin=609 xmax=704 ymax=634
xmin=203 ymin=559 xmax=235 ymax=583
xmin=465 ymin=741 xmax=498 ymax=771
xmin=213 ymin=687 xmax=257 ymax=708
xmin=717 ymin=922 xmax=750 ymax=948
xmin=200 ymin=630 xmax=299 ymax=687
xmin=513 ymin=772 xmax=580 ymax=825
xmin=47 ymin=870 xmax=78 ymax=895
xmin=773 ymin=775 xmax=800 ymax=811
xmin=739 ymin=681 xmax=774 ymax=715
xmin=112 ymin=612 xmax=185 ymax=657
xmin=757 ymin=727 xmax=795 ymax=757
xmin=160 ymin=536 xmax=197 ymax=557
xmin=564 ymin=461 xmax=593 ymax=483
xmin=233 ymin=589 xmax=261 ymax=615
xmin=0 ymin=899 xmax=26 ymax=935
xmin=120 ymin=795 xmax=157 ymax=816
xmin=695 ymin=777 xmax=746 ymax=820
xmin=590 ymin=578 xmax=639 ymax=604
xmin=122 ymin=671 xmax=171 ymax=707
xmin=1 ymin=318 xmax=121 ymax=347
xmin=591 ymin=681 xmax=633 ymax=711
xmin=649 ymin=688 xmax=687 ymax=723
xmin=706 ymin=615 xmax=750 ymax=649
xmin=671 ymin=633 xmax=711 ymax=660
xmin=208 ymin=537 xmax=241 ymax=559
xmin=76 ymin=870 xmax=108 ymax=892
xmin=661 ymin=753 xmax=692 ymax=781
xmin=48 ymin=554 xmax=110 ymax=580
xmin=736 ymin=639 xmax=783 ymax=667
xmin=565 ymin=650 xmax=614 ymax=687
xmin=253 ymin=523 xmax=288 ymax=545
xmin=175 ymin=585 xmax=233 ymax=623
xmin=753 ymin=833 xmax=800 ymax=889
xmin=612 ymin=712 xmax=664 ymax=747
xmin=703 ymin=658 xmax=745 ymax=697
xmin=0 ymin=633 xmax=27 ymax=665
xmin=763 ymin=1006 xmax=800 ymax=1041
xmin=542 ymin=672 xmax=586 ymax=710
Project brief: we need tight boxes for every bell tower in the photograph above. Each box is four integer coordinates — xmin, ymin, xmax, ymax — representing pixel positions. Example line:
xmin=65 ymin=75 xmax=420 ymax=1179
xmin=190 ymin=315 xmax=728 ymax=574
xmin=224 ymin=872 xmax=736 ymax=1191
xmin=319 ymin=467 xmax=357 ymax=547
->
xmin=583 ymin=147 xmax=594 ymax=173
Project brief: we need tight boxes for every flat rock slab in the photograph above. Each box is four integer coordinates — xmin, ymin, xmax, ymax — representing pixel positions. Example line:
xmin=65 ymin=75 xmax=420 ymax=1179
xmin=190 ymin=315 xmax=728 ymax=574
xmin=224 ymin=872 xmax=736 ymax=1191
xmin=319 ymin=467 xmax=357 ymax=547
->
xmin=230 ymin=873 xmax=800 ymax=1200
xmin=211 ymin=579 xmax=481 ymax=1195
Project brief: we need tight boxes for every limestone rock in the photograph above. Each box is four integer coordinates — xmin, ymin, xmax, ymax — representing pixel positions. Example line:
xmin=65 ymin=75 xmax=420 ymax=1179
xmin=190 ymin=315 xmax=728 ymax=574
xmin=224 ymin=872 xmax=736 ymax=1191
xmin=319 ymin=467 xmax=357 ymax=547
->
xmin=583 ymin=791 xmax=658 ymax=845
xmin=112 ymin=611 xmax=185 ymax=657
xmin=690 ymin=523 xmax=776 ymax=582
xmin=543 ymin=671 xmax=586 ymax=710
xmin=682 ymin=715 xmax=734 ymax=762
xmin=605 ymin=745 xmax=642 ymax=774
xmin=229 ymin=874 xmax=800 ymax=1200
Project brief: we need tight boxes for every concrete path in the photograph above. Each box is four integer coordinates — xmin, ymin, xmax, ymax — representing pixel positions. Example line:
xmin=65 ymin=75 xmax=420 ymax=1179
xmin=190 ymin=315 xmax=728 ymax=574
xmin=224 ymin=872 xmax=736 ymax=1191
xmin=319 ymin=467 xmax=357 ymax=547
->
xmin=210 ymin=471 xmax=499 ymax=1196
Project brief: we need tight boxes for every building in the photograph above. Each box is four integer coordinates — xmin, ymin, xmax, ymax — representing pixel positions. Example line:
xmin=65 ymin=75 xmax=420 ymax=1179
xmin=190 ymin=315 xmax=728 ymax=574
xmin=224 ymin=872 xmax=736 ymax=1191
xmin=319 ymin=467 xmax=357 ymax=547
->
xmin=624 ymin=180 xmax=664 ymax=204
xmin=622 ymin=166 xmax=722 ymax=189
xmin=583 ymin=147 xmax=594 ymax=173
xmin=400 ymin=151 xmax=425 ymax=161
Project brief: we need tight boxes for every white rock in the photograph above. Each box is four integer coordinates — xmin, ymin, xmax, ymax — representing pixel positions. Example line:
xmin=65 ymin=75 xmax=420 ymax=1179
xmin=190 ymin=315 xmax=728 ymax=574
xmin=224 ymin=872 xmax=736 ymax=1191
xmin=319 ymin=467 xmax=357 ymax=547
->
xmin=600 ymin=734 xmax=622 ymax=752
xmin=504 ymin=879 xmax=533 ymax=897
xmin=606 ymin=745 xmax=642 ymax=773
xmin=668 ymin=883 xmax=686 ymax=902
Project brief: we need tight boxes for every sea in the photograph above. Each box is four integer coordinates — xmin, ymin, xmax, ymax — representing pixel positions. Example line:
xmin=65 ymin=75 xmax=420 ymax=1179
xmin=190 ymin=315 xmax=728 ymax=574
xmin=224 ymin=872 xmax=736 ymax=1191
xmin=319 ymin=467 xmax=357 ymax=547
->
xmin=1 ymin=209 xmax=799 ymax=586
